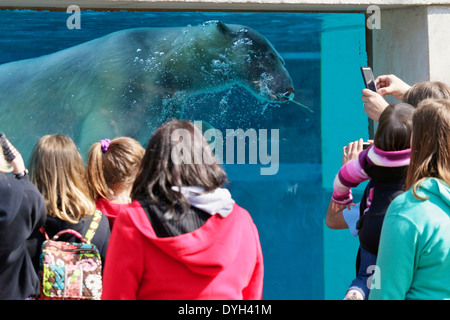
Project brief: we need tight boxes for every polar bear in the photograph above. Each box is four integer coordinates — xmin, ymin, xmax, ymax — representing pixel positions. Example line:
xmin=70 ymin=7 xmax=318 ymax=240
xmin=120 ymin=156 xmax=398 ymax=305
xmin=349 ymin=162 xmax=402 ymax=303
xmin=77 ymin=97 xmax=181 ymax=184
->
xmin=0 ymin=21 xmax=294 ymax=162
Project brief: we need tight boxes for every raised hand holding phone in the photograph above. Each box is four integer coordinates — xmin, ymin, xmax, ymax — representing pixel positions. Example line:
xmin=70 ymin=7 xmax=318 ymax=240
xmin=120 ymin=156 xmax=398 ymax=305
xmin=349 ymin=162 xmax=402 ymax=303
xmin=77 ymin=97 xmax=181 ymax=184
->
xmin=374 ymin=74 xmax=411 ymax=99
xmin=360 ymin=67 xmax=389 ymax=121
xmin=0 ymin=133 xmax=26 ymax=177
xmin=361 ymin=66 xmax=378 ymax=92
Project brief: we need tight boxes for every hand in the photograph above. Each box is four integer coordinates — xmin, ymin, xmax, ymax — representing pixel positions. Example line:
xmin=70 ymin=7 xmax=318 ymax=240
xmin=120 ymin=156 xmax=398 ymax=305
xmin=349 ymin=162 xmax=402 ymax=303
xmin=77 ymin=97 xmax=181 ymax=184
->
xmin=375 ymin=74 xmax=411 ymax=100
xmin=0 ymin=134 xmax=25 ymax=175
xmin=331 ymin=201 xmax=354 ymax=213
xmin=343 ymin=139 xmax=364 ymax=165
xmin=361 ymin=89 xmax=389 ymax=121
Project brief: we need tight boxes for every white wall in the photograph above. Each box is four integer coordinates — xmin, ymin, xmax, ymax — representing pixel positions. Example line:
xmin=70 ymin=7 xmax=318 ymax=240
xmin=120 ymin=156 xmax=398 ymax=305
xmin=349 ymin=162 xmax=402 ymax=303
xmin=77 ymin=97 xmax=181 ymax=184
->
xmin=428 ymin=6 xmax=450 ymax=84
xmin=372 ymin=5 xmax=450 ymax=95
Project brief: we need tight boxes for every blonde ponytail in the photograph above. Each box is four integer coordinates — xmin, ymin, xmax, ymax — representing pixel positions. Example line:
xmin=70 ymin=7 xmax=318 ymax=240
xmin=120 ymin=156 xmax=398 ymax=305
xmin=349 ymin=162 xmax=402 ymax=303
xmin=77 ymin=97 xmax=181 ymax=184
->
xmin=86 ymin=142 xmax=112 ymax=200
xmin=86 ymin=137 xmax=145 ymax=201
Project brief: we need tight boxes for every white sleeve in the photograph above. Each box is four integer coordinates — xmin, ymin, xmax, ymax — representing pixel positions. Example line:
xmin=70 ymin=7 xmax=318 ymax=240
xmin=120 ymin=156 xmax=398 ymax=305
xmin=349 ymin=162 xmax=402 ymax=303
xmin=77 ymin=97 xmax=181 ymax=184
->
xmin=343 ymin=202 xmax=360 ymax=237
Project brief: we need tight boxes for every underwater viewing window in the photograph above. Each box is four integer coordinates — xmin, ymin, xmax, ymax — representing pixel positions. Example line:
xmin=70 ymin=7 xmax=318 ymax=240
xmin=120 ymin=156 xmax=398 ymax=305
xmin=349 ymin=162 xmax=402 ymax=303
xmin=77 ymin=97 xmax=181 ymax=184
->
xmin=0 ymin=10 xmax=370 ymax=299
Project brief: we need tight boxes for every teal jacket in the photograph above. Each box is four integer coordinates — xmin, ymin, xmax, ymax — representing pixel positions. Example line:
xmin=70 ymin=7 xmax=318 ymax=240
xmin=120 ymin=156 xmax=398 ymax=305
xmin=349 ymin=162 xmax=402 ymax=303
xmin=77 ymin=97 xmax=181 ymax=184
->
xmin=369 ymin=178 xmax=450 ymax=300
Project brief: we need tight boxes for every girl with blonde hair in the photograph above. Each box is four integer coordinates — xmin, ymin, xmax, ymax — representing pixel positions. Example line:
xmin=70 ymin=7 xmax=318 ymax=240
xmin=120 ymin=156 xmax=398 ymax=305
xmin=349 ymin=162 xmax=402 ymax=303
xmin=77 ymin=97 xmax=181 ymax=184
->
xmin=29 ymin=134 xmax=110 ymax=262
xmin=370 ymin=99 xmax=450 ymax=300
xmin=86 ymin=137 xmax=145 ymax=229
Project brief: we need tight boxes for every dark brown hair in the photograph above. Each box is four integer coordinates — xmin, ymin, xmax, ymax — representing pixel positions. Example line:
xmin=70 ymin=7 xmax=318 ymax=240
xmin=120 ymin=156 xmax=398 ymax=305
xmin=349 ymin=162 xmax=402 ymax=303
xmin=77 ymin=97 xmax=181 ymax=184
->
xmin=406 ymin=99 xmax=450 ymax=198
xmin=131 ymin=120 xmax=228 ymax=218
xmin=403 ymin=81 xmax=450 ymax=107
xmin=374 ymin=102 xmax=415 ymax=151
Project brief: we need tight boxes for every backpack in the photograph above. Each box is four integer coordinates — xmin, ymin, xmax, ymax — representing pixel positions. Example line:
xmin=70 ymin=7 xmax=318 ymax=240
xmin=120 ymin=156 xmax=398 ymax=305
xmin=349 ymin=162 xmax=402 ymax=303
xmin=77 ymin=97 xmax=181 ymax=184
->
xmin=38 ymin=209 xmax=103 ymax=300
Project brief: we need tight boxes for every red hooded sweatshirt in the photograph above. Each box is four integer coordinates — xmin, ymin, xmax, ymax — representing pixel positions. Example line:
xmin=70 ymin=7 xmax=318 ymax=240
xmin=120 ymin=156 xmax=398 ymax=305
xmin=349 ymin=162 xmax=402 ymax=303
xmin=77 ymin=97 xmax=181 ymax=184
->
xmin=101 ymin=200 xmax=264 ymax=300
xmin=95 ymin=197 xmax=128 ymax=230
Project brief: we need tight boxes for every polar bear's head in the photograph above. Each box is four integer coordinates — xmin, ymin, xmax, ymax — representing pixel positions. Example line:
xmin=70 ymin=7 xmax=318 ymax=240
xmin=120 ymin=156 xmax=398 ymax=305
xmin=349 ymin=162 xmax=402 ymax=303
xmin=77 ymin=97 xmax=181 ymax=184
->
xmin=166 ymin=21 xmax=295 ymax=103
xmin=211 ymin=21 xmax=295 ymax=103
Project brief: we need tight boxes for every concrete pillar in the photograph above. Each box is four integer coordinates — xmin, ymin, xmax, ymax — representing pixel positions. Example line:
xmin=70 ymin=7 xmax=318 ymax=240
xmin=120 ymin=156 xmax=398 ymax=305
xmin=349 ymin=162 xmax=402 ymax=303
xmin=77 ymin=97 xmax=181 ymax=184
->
xmin=427 ymin=6 xmax=450 ymax=84
xmin=372 ymin=5 xmax=450 ymax=96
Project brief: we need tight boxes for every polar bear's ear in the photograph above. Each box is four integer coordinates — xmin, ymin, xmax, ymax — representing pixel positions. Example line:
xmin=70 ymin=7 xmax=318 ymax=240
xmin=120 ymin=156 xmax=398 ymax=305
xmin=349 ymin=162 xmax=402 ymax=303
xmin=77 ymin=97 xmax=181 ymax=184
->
xmin=216 ymin=21 xmax=232 ymax=36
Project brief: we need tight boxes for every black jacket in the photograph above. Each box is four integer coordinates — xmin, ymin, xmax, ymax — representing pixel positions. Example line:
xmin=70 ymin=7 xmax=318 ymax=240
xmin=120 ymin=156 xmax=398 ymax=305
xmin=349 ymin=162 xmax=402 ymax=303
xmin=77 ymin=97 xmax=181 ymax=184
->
xmin=357 ymin=165 xmax=408 ymax=255
xmin=0 ymin=173 xmax=46 ymax=300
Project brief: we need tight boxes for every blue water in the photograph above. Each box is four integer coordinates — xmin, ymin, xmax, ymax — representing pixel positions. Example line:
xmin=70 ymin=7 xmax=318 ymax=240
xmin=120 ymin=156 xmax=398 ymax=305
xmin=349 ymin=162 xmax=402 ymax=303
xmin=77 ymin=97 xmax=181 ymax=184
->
xmin=0 ymin=10 xmax=368 ymax=299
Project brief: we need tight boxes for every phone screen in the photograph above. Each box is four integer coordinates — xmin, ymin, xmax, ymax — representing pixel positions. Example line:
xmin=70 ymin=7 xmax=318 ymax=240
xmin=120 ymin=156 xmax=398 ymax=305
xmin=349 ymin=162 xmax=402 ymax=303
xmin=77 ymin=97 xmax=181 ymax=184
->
xmin=361 ymin=67 xmax=377 ymax=92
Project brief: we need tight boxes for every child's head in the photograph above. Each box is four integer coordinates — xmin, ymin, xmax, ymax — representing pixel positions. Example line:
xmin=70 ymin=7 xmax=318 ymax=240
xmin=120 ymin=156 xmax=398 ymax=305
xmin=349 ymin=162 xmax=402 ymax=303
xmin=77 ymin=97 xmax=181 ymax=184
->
xmin=406 ymin=99 xmax=450 ymax=191
xmin=374 ymin=102 xmax=415 ymax=152
xmin=29 ymin=134 xmax=95 ymax=223
xmin=132 ymin=119 xmax=227 ymax=217
xmin=86 ymin=137 xmax=145 ymax=200
xmin=403 ymin=81 xmax=450 ymax=107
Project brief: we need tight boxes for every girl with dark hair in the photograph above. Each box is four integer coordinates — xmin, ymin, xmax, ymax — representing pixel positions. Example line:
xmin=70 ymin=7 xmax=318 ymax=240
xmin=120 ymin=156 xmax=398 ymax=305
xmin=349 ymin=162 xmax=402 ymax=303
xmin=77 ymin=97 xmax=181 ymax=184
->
xmin=102 ymin=120 xmax=264 ymax=300
xmin=329 ymin=102 xmax=415 ymax=300
xmin=370 ymin=99 xmax=450 ymax=300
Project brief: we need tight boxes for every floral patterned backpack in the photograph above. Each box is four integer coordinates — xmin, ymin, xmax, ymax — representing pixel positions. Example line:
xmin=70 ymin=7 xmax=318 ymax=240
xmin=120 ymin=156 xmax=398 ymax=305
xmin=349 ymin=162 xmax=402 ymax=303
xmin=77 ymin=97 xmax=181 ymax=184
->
xmin=38 ymin=210 xmax=103 ymax=300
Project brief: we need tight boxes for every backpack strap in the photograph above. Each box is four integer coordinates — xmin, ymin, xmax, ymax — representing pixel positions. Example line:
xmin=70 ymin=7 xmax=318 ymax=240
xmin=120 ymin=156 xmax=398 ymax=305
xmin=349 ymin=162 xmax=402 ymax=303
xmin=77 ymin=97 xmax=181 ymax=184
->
xmin=39 ymin=227 xmax=49 ymax=240
xmin=52 ymin=229 xmax=87 ymax=242
xmin=84 ymin=209 xmax=103 ymax=243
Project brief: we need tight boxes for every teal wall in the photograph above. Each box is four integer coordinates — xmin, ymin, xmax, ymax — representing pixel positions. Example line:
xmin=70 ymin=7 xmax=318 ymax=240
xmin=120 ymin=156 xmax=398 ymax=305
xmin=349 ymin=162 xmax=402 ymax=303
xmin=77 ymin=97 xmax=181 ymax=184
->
xmin=320 ymin=14 xmax=369 ymax=300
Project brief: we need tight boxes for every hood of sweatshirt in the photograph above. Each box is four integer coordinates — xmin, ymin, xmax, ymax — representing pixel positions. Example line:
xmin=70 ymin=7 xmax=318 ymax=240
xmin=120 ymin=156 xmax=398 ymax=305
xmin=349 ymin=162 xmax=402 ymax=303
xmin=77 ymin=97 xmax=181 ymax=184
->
xmin=171 ymin=186 xmax=235 ymax=218
xmin=415 ymin=177 xmax=450 ymax=210
xmin=95 ymin=197 xmax=132 ymax=229
xmin=126 ymin=195 xmax=249 ymax=276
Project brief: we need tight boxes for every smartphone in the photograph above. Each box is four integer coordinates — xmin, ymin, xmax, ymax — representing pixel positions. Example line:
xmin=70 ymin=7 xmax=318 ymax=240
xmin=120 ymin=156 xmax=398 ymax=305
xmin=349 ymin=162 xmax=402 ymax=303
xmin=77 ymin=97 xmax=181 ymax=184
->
xmin=363 ymin=142 xmax=371 ymax=150
xmin=361 ymin=66 xmax=378 ymax=92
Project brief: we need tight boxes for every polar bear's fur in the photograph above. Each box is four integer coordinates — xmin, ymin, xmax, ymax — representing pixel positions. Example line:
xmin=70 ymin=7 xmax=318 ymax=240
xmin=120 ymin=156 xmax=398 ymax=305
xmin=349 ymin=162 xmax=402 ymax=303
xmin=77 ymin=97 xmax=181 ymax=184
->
xmin=0 ymin=21 xmax=294 ymax=161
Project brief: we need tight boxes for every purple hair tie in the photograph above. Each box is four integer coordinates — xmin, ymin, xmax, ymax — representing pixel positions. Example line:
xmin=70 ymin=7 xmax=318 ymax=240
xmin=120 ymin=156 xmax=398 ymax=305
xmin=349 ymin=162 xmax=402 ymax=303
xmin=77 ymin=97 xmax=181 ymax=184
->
xmin=100 ymin=139 xmax=111 ymax=153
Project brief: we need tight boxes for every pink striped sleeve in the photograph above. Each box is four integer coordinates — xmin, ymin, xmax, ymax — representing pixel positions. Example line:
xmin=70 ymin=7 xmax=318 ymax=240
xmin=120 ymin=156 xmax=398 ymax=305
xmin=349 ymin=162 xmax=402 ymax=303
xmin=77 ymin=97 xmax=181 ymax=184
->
xmin=332 ymin=158 xmax=370 ymax=205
